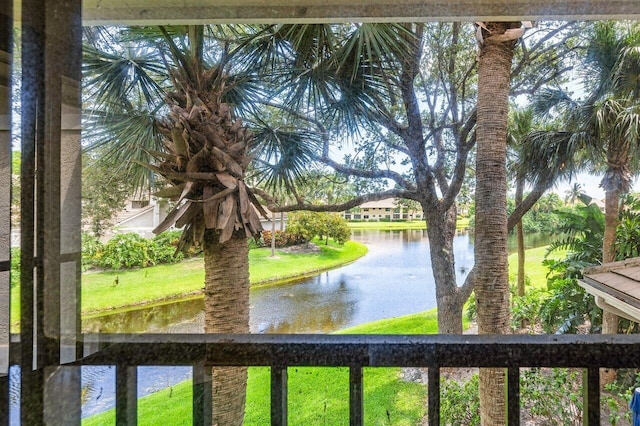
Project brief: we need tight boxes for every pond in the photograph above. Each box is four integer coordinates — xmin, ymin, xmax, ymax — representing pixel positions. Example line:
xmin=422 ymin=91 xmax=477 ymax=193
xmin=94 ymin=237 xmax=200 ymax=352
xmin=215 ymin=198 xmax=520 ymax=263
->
xmin=73 ymin=229 xmax=552 ymax=418
xmin=83 ymin=229 xmax=476 ymax=335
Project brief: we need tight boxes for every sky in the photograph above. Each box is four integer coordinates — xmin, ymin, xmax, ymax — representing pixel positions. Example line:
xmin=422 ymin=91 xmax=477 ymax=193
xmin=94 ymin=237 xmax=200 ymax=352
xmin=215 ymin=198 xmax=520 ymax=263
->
xmin=552 ymin=172 xmax=639 ymax=201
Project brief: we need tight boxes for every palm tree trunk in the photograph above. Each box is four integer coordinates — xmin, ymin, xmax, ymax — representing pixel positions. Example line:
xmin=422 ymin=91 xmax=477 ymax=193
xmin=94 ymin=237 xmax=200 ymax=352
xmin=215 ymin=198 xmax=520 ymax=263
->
xmin=203 ymin=230 xmax=250 ymax=426
xmin=515 ymin=178 xmax=525 ymax=298
xmin=601 ymin=189 xmax=620 ymax=384
xmin=475 ymin=22 xmax=519 ymax=426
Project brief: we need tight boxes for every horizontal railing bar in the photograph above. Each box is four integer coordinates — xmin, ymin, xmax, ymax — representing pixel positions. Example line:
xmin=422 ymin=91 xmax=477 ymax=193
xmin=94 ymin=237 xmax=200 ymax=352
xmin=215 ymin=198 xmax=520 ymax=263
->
xmin=67 ymin=333 xmax=640 ymax=369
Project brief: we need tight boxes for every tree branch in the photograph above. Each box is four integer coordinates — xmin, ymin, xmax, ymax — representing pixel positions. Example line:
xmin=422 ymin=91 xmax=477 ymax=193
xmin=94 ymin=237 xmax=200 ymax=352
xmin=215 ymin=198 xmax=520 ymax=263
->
xmin=316 ymin=154 xmax=415 ymax=190
xmin=253 ymin=188 xmax=415 ymax=212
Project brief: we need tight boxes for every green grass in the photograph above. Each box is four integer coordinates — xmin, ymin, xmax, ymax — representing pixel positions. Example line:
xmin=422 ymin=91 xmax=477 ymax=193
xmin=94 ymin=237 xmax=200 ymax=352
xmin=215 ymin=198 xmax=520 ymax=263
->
xmin=10 ymin=239 xmax=367 ymax=329
xmin=83 ymin=310 xmax=439 ymax=425
xmin=507 ymin=245 xmax=567 ymax=289
xmin=347 ymin=220 xmax=427 ymax=230
xmin=347 ymin=217 xmax=470 ymax=231
xmin=249 ymin=240 xmax=368 ymax=286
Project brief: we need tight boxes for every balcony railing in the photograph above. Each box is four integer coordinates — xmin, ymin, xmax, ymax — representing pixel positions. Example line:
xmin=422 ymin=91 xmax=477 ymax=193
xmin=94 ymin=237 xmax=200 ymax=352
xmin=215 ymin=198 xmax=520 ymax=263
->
xmin=6 ymin=333 xmax=640 ymax=425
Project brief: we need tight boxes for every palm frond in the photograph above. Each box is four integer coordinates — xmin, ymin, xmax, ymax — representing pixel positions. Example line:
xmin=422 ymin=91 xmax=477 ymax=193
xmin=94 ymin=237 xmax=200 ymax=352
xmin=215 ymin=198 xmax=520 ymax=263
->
xmin=83 ymin=108 xmax=163 ymax=189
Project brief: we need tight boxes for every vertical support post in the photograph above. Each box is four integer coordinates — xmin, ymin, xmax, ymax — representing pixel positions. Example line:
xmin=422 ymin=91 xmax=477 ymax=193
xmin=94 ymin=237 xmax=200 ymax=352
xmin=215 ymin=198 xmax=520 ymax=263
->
xmin=584 ymin=368 xmax=600 ymax=426
xmin=0 ymin=5 xmax=11 ymax=423
xmin=507 ymin=367 xmax=520 ymax=426
xmin=271 ymin=365 xmax=288 ymax=426
xmin=0 ymin=0 xmax=12 ymax=383
xmin=349 ymin=366 xmax=363 ymax=426
xmin=193 ymin=362 xmax=212 ymax=426
xmin=20 ymin=0 xmax=83 ymax=423
xmin=20 ymin=0 xmax=46 ymax=422
xmin=116 ymin=364 xmax=138 ymax=426
xmin=427 ymin=367 xmax=440 ymax=426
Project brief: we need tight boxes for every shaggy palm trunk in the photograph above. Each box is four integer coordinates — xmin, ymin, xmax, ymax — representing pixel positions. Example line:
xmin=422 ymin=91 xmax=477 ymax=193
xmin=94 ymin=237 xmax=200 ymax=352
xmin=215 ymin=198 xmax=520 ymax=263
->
xmin=475 ymin=22 xmax=519 ymax=426
xmin=203 ymin=231 xmax=250 ymax=426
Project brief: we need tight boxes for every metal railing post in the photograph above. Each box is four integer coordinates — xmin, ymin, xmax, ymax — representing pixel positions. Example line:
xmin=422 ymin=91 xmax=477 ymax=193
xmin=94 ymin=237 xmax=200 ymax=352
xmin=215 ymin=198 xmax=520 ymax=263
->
xmin=349 ymin=365 xmax=363 ymax=426
xmin=427 ymin=367 xmax=440 ymax=426
xmin=193 ymin=362 xmax=212 ymax=426
xmin=116 ymin=364 xmax=138 ymax=425
xmin=271 ymin=365 xmax=288 ymax=426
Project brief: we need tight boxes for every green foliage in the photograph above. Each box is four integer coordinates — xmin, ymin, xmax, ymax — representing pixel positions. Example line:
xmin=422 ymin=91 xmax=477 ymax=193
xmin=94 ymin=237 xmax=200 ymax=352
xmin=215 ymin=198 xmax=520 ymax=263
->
xmin=615 ymin=194 xmax=640 ymax=259
xmin=541 ymin=194 xmax=640 ymax=333
xmin=259 ymin=230 xmax=306 ymax=248
xmin=92 ymin=232 xmax=184 ymax=270
xmin=10 ymin=248 xmax=19 ymax=289
xmin=150 ymin=232 xmax=185 ymax=264
xmin=98 ymin=233 xmax=153 ymax=269
xmin=540 ymin=273 xmax=601 ymax=334
xmin=510 ymin=286 xmax=546 ymax=330
xmin=287 ymin=211 xmax=351 ymax=245
xmin=521 ymin=368 xmax=583 ymax=423
xmin=81 ymin=233 xmax=104 ymax=270
xmin=82 ymin=154 xmax=136 ymax=238
xmin=440 ymin=374 xmax=480 ymax=425
xmin=518 ymin=193 xmax=564 ymax=234
xmin=539 ymin=197 xmax=605 ymax=333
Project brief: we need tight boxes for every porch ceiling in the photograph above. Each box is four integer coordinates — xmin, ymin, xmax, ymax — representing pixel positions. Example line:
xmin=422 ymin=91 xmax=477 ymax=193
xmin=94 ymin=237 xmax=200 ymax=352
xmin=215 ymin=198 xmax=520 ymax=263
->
xmin=12 ymin=0 xmax=640 ymax=25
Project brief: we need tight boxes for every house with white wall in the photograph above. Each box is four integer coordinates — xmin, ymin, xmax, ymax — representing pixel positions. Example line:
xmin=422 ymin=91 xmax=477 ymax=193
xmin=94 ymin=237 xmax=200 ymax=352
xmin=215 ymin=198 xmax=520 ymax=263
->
xmin=343 ymin=198 xmax=423 ymax=221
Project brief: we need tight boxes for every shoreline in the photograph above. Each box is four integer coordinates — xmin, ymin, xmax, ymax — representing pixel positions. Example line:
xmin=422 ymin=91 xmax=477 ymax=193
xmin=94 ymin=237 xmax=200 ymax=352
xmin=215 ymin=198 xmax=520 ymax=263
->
xmin=80 ymin=240 xmax=368 ymax=319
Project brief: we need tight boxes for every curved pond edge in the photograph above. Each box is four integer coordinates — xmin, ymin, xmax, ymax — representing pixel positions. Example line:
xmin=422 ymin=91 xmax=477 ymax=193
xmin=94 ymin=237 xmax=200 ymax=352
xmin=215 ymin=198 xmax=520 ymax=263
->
xmin=81 ymin=241 xmax=368 ymax=320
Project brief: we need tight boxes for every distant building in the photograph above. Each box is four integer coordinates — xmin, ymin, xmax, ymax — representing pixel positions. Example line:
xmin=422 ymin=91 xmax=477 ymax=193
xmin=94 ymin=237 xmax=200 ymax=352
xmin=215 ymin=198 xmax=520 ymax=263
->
xmin=343 ymin=198 xmax=423 ymax=221
xmin=106 ymin=198 xmax=170 ymax=239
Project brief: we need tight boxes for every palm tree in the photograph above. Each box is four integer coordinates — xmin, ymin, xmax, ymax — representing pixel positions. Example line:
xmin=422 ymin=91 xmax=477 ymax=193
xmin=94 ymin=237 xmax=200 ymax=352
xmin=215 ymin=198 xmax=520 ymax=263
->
xmin=533 ymin=22 xmax=640 ymax=338
xmin=564 ymin=182 xmax=585 ymax=205
xmin=83 ymin=25 xmax=278 ymax=425
xmin=84 ymin=24 xmax=412 ymax=423
xmin=474 ymin=20 xmax=523 ymax=426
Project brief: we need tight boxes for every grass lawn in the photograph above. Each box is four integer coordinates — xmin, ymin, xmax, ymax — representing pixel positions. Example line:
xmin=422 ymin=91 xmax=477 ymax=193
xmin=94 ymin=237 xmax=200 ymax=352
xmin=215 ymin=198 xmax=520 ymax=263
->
xmin=507 ymin=245 xmax=567 ymax=290
xmin=348 ymin=220 xmax=426 ymax=230
xmin=347 ymin=217 xmax=471 ymax=231
xmin=82 ymin=309 xmax=444 ymax=425
xmin=10 ymin=239 xmax=367 ymax=329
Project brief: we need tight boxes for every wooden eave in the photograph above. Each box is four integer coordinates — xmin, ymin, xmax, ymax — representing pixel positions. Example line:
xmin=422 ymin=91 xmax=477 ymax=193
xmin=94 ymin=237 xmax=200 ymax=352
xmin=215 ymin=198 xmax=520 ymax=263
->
xmin=579 ymin=257 xmax=640 ymax=323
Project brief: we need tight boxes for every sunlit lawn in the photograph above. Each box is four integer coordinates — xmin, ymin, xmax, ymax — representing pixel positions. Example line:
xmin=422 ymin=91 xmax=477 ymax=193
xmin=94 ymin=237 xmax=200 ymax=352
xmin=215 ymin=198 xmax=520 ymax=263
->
xmin=83 ymin=309 xmax=438 ymax=425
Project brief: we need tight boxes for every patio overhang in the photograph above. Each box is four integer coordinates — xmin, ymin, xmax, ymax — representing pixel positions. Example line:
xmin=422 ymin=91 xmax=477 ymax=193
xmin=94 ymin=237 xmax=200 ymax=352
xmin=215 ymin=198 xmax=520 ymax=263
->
xmin=579 ymin=257 xmax=640 ymax=324
xmin=11 ymin=0 xmax=640 ymax=25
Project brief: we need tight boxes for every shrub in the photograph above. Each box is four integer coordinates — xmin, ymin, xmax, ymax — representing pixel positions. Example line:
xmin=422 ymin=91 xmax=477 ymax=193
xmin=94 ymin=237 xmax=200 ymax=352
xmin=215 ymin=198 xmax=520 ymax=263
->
xmin=10 ymin=248 xmax=19 ymax=288
xmin=98 ymin=233 xmax=153 ymax=270
xmin=440 ymin=374 xmax=480 ymax=425
xmin=261 ymin=230 xmax=306 ymax=248
xmin=150 ymin=232 xmax=184 ymax=265
xmin=521 ymin=368 xmax=583 ymax=423
xmin=81 ymin=233 xmax=104 ymax=269
xmin=510 ymin=286 xmax=546 ymax=330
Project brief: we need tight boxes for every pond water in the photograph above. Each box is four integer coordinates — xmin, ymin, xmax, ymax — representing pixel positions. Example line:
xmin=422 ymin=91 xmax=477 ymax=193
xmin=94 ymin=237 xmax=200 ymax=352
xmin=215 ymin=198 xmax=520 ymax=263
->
xmin=83 ymin=229 xmax=477 ymax=335
xmin=52 ymin=229 xmax=551 ymax=419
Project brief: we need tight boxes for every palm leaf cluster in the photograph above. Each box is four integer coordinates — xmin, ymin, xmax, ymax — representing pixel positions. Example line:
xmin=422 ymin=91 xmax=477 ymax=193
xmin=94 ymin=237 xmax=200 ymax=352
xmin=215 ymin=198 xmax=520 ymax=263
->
xmin=149 ymin=82 xmax=266 ymax=248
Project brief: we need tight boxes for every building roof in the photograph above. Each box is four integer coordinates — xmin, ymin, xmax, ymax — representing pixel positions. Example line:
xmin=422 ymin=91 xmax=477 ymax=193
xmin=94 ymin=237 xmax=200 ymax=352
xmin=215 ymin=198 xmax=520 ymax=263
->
xmin=359 ymin=198 xmax=398 ymax=209
xmin=579 ymin=257 xmax=640 ymax=323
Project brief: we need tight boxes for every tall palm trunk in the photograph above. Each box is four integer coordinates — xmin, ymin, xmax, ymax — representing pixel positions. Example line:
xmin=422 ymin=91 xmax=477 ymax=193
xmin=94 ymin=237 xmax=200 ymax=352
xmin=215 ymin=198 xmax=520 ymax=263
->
xmin=475 ymin=21 xmax=520 ymax=426
xmin=601 ymin=141 xmax=631 ymax=382
xmin=515 ymin=178 xmax=526 ymax=298
xmin=204 ymin=231 xmax=250 ymax=425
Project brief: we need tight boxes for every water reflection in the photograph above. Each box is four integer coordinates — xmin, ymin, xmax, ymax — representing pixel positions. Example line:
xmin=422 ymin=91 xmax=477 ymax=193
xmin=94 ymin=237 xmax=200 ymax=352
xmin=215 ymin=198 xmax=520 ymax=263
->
xmin=83 ymin=229 xmax=478 ymax=335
